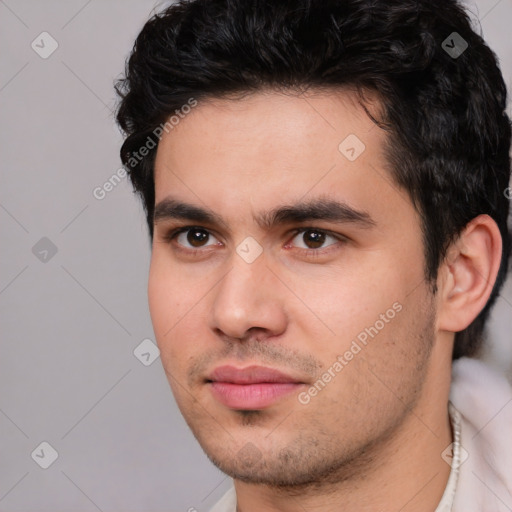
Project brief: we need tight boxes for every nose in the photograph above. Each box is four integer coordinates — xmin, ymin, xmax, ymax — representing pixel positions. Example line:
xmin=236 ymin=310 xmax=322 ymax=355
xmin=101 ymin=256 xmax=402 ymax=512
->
xmin=209 ymin=252 xmax=288 ymax=342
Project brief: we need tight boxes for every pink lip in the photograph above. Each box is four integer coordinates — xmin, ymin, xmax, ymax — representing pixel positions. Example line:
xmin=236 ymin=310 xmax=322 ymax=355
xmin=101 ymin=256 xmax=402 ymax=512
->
xmin=207 ymin=365 xmax=304 ymax=409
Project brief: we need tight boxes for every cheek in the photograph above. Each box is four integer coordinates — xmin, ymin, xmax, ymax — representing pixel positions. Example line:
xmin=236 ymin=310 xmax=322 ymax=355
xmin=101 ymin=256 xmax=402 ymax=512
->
xmin=148 ymin=259 xmax=176 ymax=339
xmin=147 ymin=254 xmax=204 ymax=366
xmin=283 ymin=261 xmax=407 ymax=355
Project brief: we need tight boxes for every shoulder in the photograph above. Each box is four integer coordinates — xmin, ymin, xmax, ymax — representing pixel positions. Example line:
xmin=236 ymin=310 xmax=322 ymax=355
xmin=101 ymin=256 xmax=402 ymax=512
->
xmin=450 ymin=357 xmax=512 ymax=512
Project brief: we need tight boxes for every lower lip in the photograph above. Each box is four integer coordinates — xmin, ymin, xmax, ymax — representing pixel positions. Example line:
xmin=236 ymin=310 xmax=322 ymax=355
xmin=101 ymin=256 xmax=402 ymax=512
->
xmin=209 ymin=382 xmax=302 ymax=409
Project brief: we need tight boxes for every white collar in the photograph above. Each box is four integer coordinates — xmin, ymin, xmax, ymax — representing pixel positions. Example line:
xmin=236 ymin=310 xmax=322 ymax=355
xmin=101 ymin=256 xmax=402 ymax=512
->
xmin=434 ymin=402 xmax=462 ymax=512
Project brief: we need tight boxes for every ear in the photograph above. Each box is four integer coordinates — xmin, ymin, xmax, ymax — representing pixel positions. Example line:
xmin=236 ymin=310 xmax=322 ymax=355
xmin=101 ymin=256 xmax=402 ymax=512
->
xmin=437 ymin=214 xmax=502 ymax=333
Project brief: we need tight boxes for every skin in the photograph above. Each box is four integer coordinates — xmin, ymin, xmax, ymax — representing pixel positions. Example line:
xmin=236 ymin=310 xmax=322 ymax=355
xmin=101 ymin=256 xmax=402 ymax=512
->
xmin=148 ymin=89 xmax=502 ymax=511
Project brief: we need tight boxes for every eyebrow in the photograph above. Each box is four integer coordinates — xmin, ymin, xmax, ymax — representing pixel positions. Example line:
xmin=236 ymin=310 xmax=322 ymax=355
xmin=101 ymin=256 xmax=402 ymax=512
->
xmin=153 ymin=196 xmax=376 ymax=230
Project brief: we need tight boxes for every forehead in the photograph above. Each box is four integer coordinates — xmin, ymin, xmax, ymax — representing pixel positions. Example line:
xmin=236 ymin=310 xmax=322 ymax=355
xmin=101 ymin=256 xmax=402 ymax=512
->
xmin=152 ymin=88 xmax=402 ymax=222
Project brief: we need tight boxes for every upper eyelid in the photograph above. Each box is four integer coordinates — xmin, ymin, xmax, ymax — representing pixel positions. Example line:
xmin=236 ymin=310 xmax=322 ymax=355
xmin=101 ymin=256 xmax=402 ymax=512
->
xmin=171 ymin=225 xmax=222 ymax=242
xmin=291 ymin=227 xmax=343 ymax=237
xmin=289 ymin=227 xmax=348 ymax=244
xmin=167 ymin=225 xmax=341 ymax=236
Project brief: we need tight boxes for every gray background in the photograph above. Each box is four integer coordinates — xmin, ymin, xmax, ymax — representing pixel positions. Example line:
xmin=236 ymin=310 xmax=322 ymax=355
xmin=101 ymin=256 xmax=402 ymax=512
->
xmin=0 ymin=1 xmax=511 ymax=511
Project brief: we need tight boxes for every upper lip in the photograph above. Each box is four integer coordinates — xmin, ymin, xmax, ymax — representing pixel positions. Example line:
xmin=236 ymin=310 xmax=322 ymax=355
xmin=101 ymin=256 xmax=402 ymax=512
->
xmin=207 ymin=365 xmax=303 ymax=384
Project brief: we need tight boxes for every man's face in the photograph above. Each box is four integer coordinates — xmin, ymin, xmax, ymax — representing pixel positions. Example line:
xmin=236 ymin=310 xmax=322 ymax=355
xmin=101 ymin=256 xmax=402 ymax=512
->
xmin=149 ymin=90 xmax=438 ymax=486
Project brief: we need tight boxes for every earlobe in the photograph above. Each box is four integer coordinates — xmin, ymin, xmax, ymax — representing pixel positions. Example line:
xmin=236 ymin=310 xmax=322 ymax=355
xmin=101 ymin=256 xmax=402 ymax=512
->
xmin=437 ymin=215 xmax=502 ymax=334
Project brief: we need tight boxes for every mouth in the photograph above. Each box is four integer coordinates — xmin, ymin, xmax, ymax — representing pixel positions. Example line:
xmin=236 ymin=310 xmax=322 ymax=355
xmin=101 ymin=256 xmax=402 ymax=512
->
xmin=206 ymin=365 xmax=305 ymax=410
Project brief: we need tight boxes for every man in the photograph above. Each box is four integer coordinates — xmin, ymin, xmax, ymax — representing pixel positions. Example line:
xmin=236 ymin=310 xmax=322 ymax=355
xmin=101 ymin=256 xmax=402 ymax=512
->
xmin=115 ymin=0 xmax=512 ymax=510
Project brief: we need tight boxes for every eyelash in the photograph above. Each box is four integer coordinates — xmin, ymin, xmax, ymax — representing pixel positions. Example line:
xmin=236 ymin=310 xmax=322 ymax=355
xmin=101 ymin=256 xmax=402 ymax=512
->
xmin=161 ymin=225 xmax=347 ymax=258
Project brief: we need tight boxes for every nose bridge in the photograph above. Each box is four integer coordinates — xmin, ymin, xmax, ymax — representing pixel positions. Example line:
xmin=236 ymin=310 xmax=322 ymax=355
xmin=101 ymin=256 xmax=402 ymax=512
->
xmin=210 ymin=250 xmax=287 ymax=339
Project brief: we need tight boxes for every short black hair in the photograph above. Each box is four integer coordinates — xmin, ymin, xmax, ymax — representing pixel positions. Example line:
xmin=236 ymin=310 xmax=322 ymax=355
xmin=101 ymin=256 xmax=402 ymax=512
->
xmin=115 ymin=0 xmax=511 ymax=360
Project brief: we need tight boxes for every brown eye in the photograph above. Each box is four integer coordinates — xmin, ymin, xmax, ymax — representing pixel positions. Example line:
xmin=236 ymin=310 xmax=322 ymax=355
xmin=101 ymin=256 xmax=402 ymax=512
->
xmin=174 ymin=227 xmax=220 ymax=249
xmin=302 ymin=230 xmax=326 ymax=249
xmin=186 ymin=228 xmax=209 ymax=247
xmin=289 ymin=228 xmax=340 ymax=251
